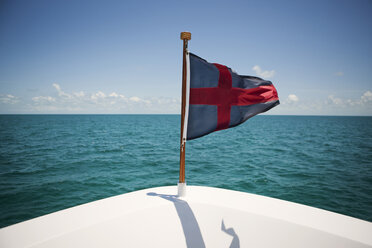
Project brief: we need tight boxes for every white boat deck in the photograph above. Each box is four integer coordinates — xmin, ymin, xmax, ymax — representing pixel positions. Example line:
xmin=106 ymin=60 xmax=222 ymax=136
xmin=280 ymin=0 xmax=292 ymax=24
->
xmin=1 ymin=186 xmax=371 ymax=247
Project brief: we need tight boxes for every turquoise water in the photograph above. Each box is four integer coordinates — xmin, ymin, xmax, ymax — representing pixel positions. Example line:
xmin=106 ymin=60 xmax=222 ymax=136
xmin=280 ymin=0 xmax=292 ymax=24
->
xmin=0 ymin=115 xmax=371 ymax=228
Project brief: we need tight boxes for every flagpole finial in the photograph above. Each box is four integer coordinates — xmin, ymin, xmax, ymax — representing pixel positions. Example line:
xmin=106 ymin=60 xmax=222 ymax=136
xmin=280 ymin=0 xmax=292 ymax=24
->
xmin=180 ymin=32 xmax=191 ymax=40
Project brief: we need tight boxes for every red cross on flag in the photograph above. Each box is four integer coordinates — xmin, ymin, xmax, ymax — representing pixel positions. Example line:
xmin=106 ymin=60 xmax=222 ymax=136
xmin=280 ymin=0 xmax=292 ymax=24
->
xmin=185 ymin=53 xmax=279 ymax=140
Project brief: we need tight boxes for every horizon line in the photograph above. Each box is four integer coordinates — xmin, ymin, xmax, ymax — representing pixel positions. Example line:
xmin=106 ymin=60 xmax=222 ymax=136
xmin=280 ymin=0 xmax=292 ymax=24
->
xmin=1 ymin=114 xmax=372 ymax=117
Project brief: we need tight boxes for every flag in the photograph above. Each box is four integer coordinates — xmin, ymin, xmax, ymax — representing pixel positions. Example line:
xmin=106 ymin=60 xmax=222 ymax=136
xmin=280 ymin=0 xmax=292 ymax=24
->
xmin=185 ymin=53 xmax=279 ymax=140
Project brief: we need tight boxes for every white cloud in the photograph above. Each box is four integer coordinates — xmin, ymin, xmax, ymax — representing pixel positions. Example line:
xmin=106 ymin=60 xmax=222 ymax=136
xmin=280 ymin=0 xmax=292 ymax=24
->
xmin=109 ymin=92 xmax=118 ymax=98
xmin=270 ymin=90 xmax=372 ymax=116
xmin=2 ymin=83 xmax=372 ymax=115
xmin=19 ymin=84 xmax=181 ymax=114
xmin=32 ymin=96 xmax=56 ymax=102
xmin=53 ymin=83 xmax=71 ymax=98
xmin=0 ymin=94 xmax=19 ymax=104
xmin=346 ymin=99 xmax=357 ymax=106
xmin=325 ymin=91 xmax=372 ymax=108
xmin=283 ymin=94 xmax=299 ymax=105
xmin=327 ymin=95 xmax=343 ymax=105
xmin=52 ymin=83 xmax=61 ymax=91
xmin=288 ymin=95 xmax=297 ymax=102
xmin=96 ymin=91 xmax=105 ymax=98
xmin=127 ymin=96 xmax=151 ymax=105
xmin=91 ymin=91 xmax=106 ymax=100
xmin=252 ymin=65 xmax=275 ymax=78
xmin=73 ymin=91 xmax=85 ymax=98
xmin=129 ymin=96 xmax=141 ymax=102
xmin=361 ymin=90 xmax=372 ymax=103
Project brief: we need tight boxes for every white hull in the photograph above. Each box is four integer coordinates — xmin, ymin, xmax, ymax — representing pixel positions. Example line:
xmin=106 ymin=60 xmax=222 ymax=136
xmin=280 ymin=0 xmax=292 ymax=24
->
xmin=1 ymin=186 xmax=371 ymax=247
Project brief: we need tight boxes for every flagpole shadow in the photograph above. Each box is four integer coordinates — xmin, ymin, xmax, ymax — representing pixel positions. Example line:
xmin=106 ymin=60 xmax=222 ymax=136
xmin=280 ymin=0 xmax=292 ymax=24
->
xmin=147 ymin=192 xmax=206 ymax=248
xmin=221 ymin=220 xmax=240 ymax=248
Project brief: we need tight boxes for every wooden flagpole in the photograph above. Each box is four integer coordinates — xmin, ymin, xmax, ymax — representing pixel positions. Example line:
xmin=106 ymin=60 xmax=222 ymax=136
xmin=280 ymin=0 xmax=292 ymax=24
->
xmin=179 ymin=32 xmax=191 ymax=184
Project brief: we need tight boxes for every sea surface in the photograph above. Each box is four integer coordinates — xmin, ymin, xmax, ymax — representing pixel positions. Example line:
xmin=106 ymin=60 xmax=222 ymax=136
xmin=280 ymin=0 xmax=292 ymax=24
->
xmin=0 ymin=115 xmax=371 ymax=228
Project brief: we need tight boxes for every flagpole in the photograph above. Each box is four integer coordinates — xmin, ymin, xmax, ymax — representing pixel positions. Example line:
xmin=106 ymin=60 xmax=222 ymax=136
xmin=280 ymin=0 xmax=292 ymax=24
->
xmin=178 ymin=31 xmax=191 ymax=196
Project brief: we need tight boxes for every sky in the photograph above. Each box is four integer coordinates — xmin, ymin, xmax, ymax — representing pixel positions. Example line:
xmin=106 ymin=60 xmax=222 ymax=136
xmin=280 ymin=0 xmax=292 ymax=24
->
xmin=0 ymin=0 xmax=371 ymax=115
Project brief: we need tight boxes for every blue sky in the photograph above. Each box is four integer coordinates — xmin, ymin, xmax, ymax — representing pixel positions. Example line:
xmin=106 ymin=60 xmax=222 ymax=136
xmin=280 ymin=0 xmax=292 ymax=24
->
xmin=0 ymin=0 xmax=371 ymax=115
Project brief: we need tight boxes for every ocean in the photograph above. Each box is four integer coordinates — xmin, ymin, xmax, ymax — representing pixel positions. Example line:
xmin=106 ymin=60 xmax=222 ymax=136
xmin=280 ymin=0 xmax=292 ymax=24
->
xmin=0 ymin=115 xmax=371 ymax=228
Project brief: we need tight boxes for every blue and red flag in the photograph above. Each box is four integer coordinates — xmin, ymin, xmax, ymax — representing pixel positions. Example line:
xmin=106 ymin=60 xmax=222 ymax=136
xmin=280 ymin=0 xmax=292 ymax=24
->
xmin=185 ymin=53 xmax=279 ymax=140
